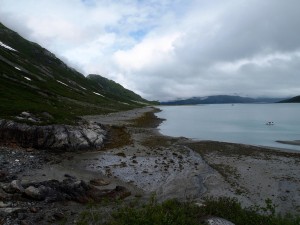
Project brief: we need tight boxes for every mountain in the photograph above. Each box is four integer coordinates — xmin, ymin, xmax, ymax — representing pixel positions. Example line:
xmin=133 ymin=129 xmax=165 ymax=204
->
xmin=0 ymin=22 xmax=154 ymax=124
xmin=161 ymin=95 xmax=285 ymax=105
xmin=279 ymin=96 xmax=300 ymax=103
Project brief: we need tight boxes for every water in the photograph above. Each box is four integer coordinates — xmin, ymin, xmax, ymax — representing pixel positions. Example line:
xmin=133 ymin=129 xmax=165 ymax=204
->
xmin=157 ymin=104 xmax=300 ymax=151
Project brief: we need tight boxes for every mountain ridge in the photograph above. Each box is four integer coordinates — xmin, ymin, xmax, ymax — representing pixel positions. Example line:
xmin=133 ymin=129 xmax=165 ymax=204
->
xmin=0 ymin=22 xmax=154 ymax=124
xmin=279 ymin=95 xmax=300 ymax=103
xmin=161 ymin=95 xmax=286 ymax=105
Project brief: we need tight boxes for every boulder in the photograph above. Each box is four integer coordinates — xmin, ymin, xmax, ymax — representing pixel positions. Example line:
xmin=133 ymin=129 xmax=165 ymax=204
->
xmin=21 ymin=179 xmax=130 ymax=203
xmin=89 ymin=178 xmax=110 ymax=186
xmin=0 ymin=188 xmax=11 ymax=201
xmin=24 ymin=186 xmax=44 ymax=200
xmin=0 ymin=120 xmax=106 ymax=151
xmin=206 ymin=217 xmax=235 ymax=225
xmin=0 ymin=170 xmax=8 ymax=182
xmin=6 ymin=180 xmax=24 ymax=193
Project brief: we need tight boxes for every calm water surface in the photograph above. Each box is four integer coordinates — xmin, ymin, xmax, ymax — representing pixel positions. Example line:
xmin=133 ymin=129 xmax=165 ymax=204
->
xmin=157 ymin=104 xmax=300 ymax=151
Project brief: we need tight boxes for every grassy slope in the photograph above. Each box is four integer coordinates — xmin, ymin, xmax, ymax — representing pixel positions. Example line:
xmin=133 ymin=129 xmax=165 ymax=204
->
xmin=0 ymin=22 xmax=153 ymax=124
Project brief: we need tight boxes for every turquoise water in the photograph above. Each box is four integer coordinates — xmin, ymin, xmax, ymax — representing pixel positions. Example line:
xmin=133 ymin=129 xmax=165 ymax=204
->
xmin=157 ymin=104 xmax=300 ymax=151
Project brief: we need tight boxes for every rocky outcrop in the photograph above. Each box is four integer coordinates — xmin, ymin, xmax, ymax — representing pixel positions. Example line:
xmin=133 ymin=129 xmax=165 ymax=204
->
xmin=0 ymin=120 xmax=106 ymax=151
xmin=2 ymin=179 xmax=131 ymax=203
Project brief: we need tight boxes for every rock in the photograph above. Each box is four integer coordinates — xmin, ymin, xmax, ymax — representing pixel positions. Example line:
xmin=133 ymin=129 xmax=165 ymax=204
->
xmin=0 ymin=207 xmax=22 ymax=215
xmin=27 ymin=118 xmax=38 ymax=123
xmin=32 ymin=180 xmax=130 ymax=203
xmin=0 ymin=202 xmax=11 ymax=208
xmin=24 ymin=186 xmax=44 ymax=200
xmin=20 ymin=220 xmax=30 ymax=225
xmin=89 ymin=178 xmax=110 ymax=186
xmin=206 ymin=217 xmax=235 ymax=225
xmin=53 ymin=212 xmax=65 ymax=220
xmin=8 ymin=180 xmax=24 ymax=193
xmin=87 ymin=185 xmax=131 ymax=201
xmin=30 ymin=207 xmax=38 ymax=213
xmin=0 ymin=120 xmax=106 ymax=151
xmin=20 ymin=112 xmax=31 ymax=117
xmin=64 ymin=174 xmax=76 ymax=180
xmin=0 ymin=189 xmax=11 ymax=201
xmin=0 ymin=171 xmax=8 ymax=182
xmin=42 ymin=112 xmax=53 ymax=119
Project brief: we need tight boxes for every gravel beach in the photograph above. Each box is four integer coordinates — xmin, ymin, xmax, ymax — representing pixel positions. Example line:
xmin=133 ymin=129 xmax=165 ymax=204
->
xmin=1 ymin=106 xmax=300 ymax=224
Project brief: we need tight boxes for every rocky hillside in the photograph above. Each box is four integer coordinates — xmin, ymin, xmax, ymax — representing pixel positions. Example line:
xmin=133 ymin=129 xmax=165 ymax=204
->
xmin=0 ymin=22 xmax=153 ymax=125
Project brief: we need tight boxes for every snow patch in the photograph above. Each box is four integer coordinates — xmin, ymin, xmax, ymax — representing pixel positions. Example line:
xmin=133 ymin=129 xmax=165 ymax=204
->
xmin=24 ymin=76 xmax=31 ymax=81
xmin=93 ymin=92 xmax=105 ymax=97
xmin=14 ymin=67 xmax=21 ymax=71
xmin=57 ymin=80 xmax=69 ymax=87
xmin=131 ymin=100 xmax=148 ymax=105
xmin=118 ymin=101 xmax=130 ymax=105
xmin=0 ymin=41 xmax=17 ymax=52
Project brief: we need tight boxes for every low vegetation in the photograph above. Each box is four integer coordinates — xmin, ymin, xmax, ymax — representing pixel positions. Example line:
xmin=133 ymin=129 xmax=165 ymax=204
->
xmin=130 ymin=109 xmax=164 ymax=128
xmin=76 ymin=197 xmax=300 ymax=225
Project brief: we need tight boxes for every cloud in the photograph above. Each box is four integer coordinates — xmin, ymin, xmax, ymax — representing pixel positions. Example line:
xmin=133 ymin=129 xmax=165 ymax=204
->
xmin=1 ymin=0 xmax=300 ymax=100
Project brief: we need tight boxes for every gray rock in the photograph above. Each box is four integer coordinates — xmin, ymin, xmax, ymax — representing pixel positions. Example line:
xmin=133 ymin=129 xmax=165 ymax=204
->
xmin=89 ymin=178 xmax=110 ymax=186
xmin=24 ymin=186 xmax=43 ymax=200
xmin=0 ymin=201 xmax=11 ymax=208
xmin=42 ymin=112 xmax=54 ymax=119
xmin=0 ymin=188 xmax=11 ymax=200
xmin=20 ymin=112 xmax=31 ymax=117
xmin=0 ymin=207 xmax=22 ymax=214
xmin=206 ymin=217 xmax=235 ymax=225
xmin=9 ymin=180 xmax=24 ymax=193
xmin=0 ymin=120 xmax=106 ymax=151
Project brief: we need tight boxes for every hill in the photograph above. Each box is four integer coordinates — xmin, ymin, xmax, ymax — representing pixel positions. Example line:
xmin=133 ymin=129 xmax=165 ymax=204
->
xmin=0 ymin=22 xmax=153 ymax=124
xmin=279 ymin=96 xmax=300 ymax=103
xmin=161 ymin=95 xmax=284 ymax=105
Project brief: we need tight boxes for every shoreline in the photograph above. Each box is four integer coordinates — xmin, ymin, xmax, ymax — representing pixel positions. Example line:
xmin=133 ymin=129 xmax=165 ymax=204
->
xmin=1 ymin=106 xmax=300 ymax=224
xmin=83 ymin=107 xmax=300 ymax=214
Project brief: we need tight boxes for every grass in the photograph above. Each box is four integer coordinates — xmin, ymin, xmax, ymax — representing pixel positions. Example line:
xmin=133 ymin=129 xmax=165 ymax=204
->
xmin=76 ymin=197 xmax=300 ymax=225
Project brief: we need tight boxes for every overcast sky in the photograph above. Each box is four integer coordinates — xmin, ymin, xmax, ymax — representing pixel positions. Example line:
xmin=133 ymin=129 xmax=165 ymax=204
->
xmin=1 ymin=0 xmax=300 ymax=101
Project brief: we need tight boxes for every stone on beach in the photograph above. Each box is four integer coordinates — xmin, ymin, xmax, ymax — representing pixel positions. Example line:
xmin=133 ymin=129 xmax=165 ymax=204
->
xmin=0 ymin=120 xmax=106 ymax=151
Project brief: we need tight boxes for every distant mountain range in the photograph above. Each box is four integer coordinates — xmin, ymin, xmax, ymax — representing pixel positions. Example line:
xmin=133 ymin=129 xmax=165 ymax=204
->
xmin=161 ymin=95 xmax=287 ymax=105
xmin=0 ymin=22 xmax=155 ymax=124
xmin=279 ymin=96 xmax=300 ymax=103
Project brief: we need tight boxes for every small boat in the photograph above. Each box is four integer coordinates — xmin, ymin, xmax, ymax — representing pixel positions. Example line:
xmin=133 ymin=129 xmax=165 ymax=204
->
xmin=266 ymin=121 xmax=274 ymax=125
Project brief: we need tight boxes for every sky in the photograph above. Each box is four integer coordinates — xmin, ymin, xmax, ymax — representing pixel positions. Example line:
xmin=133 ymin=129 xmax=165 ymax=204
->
xmin=1 ymin=0 xmax=300 ymax=101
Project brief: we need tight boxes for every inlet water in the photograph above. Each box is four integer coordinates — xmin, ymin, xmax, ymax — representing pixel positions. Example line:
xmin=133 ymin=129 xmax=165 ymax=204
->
xmin=157 ymin=104 xmax=300 ymax=151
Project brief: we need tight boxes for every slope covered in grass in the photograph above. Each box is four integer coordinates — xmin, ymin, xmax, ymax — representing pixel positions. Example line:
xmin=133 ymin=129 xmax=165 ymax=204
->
xmin=0 ymin=22 xmax=154 ymax=124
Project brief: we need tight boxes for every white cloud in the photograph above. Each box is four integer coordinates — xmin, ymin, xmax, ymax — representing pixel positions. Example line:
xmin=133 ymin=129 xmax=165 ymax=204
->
xmin=1 ymin=0 xmax=300 ymax=100
xmin=114 ymin=32 xmax=181 ymax=71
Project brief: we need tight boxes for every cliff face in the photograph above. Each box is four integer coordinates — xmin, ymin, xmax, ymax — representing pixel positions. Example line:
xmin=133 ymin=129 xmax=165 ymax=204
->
xmin=0 ymin=120 xmax=106 ymax=151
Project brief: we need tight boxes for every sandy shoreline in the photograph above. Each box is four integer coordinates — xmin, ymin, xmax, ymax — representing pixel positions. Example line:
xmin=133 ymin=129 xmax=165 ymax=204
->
xmin=1 ymin=106 xmax=300 ymax=224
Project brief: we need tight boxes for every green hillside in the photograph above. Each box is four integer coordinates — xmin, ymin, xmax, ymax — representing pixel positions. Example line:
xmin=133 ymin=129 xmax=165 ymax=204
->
xmin=0 ymin=22 xmax=153 ymax=124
